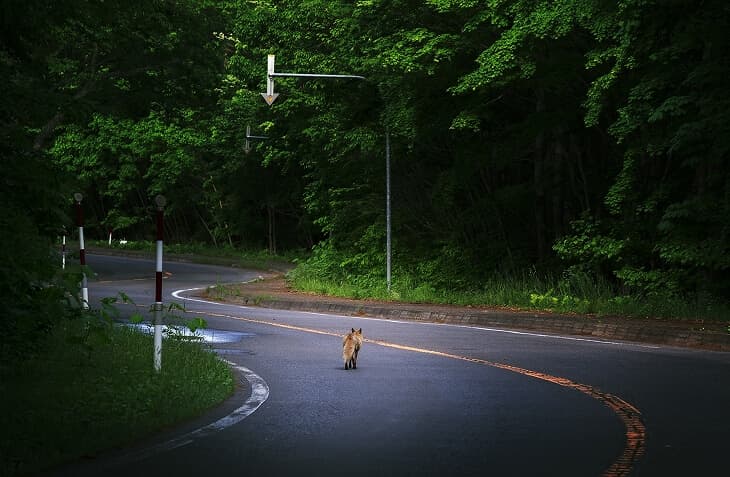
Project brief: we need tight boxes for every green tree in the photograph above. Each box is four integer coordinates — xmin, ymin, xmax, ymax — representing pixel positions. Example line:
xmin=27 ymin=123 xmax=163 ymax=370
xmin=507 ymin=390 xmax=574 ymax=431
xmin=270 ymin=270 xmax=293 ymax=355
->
xmin=556 ymin=0 xmax=730 ymax=300
xmin=1 ymin=0 xmax=226 ymax=355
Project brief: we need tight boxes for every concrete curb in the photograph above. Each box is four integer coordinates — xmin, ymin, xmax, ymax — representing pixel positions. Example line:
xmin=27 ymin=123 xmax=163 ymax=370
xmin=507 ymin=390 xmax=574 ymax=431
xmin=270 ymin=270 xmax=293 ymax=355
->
xmin=250 ymin=297 xmax=730 ymax=352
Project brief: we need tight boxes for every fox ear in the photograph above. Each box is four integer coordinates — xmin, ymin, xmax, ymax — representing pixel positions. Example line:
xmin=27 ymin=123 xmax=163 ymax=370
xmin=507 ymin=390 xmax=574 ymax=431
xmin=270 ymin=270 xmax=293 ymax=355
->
xmin=351 ymin=328 xmax=355 ymax=333
xmin=358 ymin=328 xmax=362 ymax=333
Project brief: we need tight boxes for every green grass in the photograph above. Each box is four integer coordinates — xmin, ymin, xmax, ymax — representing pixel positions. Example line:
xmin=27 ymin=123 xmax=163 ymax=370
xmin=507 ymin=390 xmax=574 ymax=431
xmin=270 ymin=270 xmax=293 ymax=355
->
xmin=0 ymin=319 xmax=235 ymax=477
xmin=289 ymin=270 xmax=730 ymax=322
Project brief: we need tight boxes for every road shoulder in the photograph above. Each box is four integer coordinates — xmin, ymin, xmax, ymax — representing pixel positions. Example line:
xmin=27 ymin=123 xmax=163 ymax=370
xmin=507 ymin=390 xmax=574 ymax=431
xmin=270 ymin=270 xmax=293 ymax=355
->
xmin=199 ymin=274 xmax=730 ymax=352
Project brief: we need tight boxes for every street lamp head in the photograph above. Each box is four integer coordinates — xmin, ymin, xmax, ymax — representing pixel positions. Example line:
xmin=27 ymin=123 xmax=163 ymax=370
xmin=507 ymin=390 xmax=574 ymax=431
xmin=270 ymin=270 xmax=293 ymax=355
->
xmin=155 ymin=195 xmax=167 ymax=209
xmin=73 ymin=192 xmax=83 ymax=202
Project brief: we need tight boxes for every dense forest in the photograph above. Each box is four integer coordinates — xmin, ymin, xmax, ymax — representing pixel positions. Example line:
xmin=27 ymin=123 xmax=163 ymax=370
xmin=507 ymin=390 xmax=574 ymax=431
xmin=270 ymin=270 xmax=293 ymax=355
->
xmin=2 ymin=0 xmax=729 ymax=350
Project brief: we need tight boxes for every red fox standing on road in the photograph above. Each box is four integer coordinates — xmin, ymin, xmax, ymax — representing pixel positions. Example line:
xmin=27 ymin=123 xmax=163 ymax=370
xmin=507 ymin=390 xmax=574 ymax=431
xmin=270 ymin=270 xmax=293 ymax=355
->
xmin=343 ymin=328 xmax=363 ymax=370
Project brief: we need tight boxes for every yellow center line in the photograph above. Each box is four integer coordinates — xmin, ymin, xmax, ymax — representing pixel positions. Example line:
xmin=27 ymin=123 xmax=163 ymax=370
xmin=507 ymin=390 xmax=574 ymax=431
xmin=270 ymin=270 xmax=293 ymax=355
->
xmin=125 ymin=303 xmax=646 ymax=476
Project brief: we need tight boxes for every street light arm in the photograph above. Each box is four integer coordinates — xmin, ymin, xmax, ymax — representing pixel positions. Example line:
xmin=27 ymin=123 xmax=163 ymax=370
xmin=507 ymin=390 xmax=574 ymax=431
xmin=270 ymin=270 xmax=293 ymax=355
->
xmin=259 ymin=53 xmax=390 ymax=291
xmin=262 ymin=54 xmax=366 ymax=105
xmin=270 ymin=72 xmax=366 ymax=80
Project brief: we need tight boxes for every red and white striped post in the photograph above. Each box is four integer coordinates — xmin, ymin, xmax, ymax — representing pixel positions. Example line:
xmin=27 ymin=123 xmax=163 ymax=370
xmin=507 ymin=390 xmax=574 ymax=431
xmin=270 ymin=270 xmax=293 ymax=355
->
xmin=74 ymin=193 xmax=89 ymax=309
xmin=153 ymin=195 xmax=166 ymax=372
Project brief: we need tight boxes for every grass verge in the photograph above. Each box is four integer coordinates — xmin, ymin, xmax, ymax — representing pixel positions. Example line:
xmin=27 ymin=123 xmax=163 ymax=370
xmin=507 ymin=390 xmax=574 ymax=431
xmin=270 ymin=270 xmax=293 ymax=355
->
xmin=288 ymin=271 xmax=730 ymax=323
xmin=0 ymin=318 xmax=235 ymax=477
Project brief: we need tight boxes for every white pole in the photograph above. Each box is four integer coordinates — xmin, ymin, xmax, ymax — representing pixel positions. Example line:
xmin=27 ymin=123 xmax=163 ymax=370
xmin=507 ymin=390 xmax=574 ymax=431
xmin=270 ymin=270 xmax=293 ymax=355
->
xmin=62 ymin=235 xmax=66 ymax=270
xmin=153 ymin=235 xmax=162 ymax=371
xmin=74 ymin=193 xmax=89 ymax=310
xmin=386 ymin=130 xmax=392 ymax=292
xmin=153 ymin=195 xmax=166 ymax=372
xmin=153 ymin=308 xmax=162 ymax=372
xmin=79 ymin=226 xmax=89 ymax=308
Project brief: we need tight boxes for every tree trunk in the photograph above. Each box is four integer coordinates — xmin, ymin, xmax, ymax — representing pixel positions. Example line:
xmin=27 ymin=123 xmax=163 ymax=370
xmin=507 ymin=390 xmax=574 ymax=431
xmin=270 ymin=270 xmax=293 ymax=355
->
xmin=196 ymin=208 xmax=218 ymax=247
xmin=479 ymin=160 xmax=514 ymax=270
xmin=267 ymin=203 xmax=276 ymax=255
xmin=534 ymin=88 xmax=547 ymax=261
xmin=33 ymin=47 xmax=98 ymax=151
xmin=552 ymin=134 xmax=565 ymax=239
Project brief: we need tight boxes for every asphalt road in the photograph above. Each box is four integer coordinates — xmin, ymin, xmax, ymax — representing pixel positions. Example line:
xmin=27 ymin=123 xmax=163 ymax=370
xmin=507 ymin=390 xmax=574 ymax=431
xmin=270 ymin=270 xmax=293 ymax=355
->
xmin=47 ymin=254 xmax=730 ymax=477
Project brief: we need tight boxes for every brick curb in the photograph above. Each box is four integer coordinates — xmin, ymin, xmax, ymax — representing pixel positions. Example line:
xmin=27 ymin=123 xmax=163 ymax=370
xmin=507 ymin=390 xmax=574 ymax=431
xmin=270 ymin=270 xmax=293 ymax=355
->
xmin=247 ymin=297 xmax=730 ymax=352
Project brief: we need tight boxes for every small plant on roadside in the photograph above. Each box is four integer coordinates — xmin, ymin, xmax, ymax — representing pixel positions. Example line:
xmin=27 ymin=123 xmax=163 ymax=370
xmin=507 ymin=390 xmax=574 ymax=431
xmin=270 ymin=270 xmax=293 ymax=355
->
xmin=252 ymin=294 xmax=273 ymax=305
xmin=128 ymin=300 xmax=210 ymax=341
xmin=206 ymin=282 xmax=241 ymax=301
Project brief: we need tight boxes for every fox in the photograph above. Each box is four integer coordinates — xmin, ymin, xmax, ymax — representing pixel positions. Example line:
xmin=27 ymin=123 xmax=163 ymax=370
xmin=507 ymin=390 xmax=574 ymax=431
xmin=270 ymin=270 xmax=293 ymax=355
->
xmin=342 ymin=328 xmax=363 ymax=370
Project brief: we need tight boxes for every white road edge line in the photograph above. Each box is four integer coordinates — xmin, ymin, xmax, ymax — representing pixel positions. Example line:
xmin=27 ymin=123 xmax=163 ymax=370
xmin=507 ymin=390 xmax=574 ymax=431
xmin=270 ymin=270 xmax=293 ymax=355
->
xmin=118 ymin=362 xmax=269 ymax=463
xmin=171 ymin=287 xmax=659 ymax=349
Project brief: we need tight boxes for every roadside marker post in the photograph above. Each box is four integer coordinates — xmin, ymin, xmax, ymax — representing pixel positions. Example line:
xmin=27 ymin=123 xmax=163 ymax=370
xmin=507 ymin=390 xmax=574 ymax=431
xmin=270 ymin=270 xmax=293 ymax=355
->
xmin=153 ymin=194 xmax=166 ymax=372
xmin=74 ymin=192 xmax=89 ymax=309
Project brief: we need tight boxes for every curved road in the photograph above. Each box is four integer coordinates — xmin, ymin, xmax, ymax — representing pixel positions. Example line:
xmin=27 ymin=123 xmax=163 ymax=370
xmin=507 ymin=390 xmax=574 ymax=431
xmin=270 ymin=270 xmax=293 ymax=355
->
xmin=49 ymin=254 xmax=730 ymax=476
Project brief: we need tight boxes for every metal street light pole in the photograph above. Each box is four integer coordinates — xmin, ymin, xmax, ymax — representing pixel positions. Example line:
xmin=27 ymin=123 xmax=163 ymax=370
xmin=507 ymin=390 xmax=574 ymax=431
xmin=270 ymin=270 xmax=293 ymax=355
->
xmin=261 ymin=54 xmax=364 ymax=106
xmin=261 ymin=54 xmax=392 ymax=291
xmin=385 ymin=129 xmax=391 ymax=291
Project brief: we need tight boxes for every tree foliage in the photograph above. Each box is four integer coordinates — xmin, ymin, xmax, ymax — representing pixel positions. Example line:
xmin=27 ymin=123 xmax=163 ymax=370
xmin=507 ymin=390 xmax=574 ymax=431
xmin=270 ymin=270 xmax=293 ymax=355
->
xmin=3 ymin=0 xmax=729 ymax=339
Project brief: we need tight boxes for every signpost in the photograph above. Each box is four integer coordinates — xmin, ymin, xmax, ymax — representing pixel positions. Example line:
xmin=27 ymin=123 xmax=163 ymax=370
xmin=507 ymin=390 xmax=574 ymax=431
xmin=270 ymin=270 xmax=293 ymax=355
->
xmin=244 ymin=124 xmax=268 ymax=154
